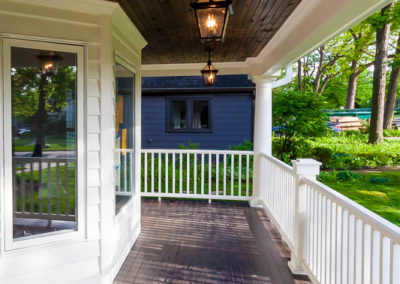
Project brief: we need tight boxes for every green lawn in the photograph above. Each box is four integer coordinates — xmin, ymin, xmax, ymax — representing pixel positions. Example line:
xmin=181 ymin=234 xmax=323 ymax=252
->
xmin=16 ymin=164 xmax=76 ymax=215
xmin=320 ymin=170 xmax=400 ymax=227
xmin=14 ymin=133 xmax=72 ymax=152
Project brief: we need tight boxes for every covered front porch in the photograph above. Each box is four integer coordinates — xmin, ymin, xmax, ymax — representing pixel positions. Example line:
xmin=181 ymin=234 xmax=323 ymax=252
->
xmin=0 ymin=0 xmax=399 ymax=283
xmin=114 ymin=199 xmax=310 ymax=284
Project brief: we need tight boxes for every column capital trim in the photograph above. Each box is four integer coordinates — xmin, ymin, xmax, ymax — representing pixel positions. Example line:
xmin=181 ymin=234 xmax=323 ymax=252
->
xmin=250 ymin=75 xmax=278 ymax=86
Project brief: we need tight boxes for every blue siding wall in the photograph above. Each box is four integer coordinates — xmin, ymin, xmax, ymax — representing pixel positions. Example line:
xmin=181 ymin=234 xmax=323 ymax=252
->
xmin=142 ymin=94 xmax=254 ymax=150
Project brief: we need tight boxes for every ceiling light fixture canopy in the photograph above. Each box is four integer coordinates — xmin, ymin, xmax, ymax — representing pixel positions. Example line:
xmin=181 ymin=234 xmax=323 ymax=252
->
xmin=201 ymin=50 xmax=218 ymax=86
xmin=191 ymin=0 xmax=232 ymax=42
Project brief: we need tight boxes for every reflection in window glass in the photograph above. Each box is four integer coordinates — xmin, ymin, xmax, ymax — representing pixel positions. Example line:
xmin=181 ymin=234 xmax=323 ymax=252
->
xmin=192 ymin=100 xmax=209 ymax=129
xmin=170 ymin=101 xmax=187 ymax=129
xmin=115 ymin=63 xmax=135 ymax=213
xmin=11 ymin=47 xmax=78 ymax=239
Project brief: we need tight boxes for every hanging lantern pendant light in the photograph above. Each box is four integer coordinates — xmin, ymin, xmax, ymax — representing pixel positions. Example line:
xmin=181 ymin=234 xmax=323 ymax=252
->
xmin=37 ymin=51 xmax=62 ymax=76
xmin=191 ymin=0 xmax=232 ymax=42
xmin=201 ymin=49 xmax=218 ymax=85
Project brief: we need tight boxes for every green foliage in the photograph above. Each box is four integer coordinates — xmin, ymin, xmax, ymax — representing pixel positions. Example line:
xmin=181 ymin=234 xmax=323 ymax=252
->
xmin=337 ymin=170 xmax=361 ymax=181
xmin=318 ymin=170 xmax=360 ymax=182
xmin=228 ymin=139 xmax=253 ymax=151
xmin=275 ymin=132 xmax=400 ymax=169
xmin=383 ymin=129 xmax=400 ymax=137
xmin=12 ymin=67 xmax=76 ymax=121
xmin=273 ymin=90 xmax=328 ymax=161
xmin=178 ymin=141 xmax=200 ymax=149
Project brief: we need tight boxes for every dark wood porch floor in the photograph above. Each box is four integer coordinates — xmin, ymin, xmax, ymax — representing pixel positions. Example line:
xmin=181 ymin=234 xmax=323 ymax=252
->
xmin=114 ymin=199 xmax=310 ymax=284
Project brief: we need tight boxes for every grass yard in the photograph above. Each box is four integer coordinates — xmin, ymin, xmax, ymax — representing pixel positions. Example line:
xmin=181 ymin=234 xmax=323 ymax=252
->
xmin=13 ymin=133 xmax=73 ymax=152
xmin=319 ymin=170 xmax=400 ymax=227
xmin=16 ymin=164 xmax=76 ymax=215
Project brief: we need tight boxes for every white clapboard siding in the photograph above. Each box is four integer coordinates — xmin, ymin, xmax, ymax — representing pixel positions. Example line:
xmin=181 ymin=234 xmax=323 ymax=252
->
xmin=0 ymin=241 xmax=100 ymax=279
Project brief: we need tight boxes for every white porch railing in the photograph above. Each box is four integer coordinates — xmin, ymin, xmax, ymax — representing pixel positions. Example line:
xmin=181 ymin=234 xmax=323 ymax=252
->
xmin=115 ymin=149 xmax=134 ymax=196
xmin=141 ymin=149 xmax=254 ymax=202
xmin=259 ymin=154 xmax=400 ymax=284
xmin=259 ymin=153 xmax=297 ymax=250
xmin=13 ymin=157 xmax=75 ymax=221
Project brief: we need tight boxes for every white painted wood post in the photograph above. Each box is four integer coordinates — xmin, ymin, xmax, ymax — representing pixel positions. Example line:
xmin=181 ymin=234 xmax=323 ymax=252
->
xmin=289 ymin=158 xmax=322 ymax=274
xmin=250 ymin=76 xmax=275 ymax=207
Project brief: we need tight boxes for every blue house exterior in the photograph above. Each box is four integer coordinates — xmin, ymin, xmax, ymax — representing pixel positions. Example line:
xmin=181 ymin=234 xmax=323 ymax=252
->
xmin=141 ymin=75 xmax=255 ymax=150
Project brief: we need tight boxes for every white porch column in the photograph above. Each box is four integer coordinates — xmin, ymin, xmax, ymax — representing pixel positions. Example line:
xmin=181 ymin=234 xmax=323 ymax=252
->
xmin=250 ymin=76 xmax=276 ymax=207
xmin=289 ymin=158 xmax=321 ymax=274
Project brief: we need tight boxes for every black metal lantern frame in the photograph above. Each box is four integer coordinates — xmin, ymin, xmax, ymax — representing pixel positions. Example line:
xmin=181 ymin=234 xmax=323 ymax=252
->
xmin=201 ymin=50 xmax=218 ymax=85
xmin=191 ymin=0 xmax=232 ymax=42
xmin=37 ymin=51 xmax=62 ymax=76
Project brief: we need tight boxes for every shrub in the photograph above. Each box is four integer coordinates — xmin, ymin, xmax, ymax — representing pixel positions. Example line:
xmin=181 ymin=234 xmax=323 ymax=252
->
xmin=273 ymin=90 xmax=328 ymax=161
xmin=337 ymin=170 xmax=360 ymax=181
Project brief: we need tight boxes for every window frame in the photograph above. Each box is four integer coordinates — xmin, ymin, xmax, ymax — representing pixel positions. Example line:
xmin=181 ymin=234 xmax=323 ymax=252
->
xmin=114 ymin=53 xmax=138 ymax=214
xmin=166 ymin=96 xmax=212 ymax=133
xmin=2 ymin=37 xmax=86 ymax=251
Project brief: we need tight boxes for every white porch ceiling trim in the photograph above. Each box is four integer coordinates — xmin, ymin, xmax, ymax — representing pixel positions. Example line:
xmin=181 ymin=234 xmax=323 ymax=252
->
xmin=142 ymin=0 xmax=393 ymax=78
xmin=141 ymin=61 xmax=249 ymax=77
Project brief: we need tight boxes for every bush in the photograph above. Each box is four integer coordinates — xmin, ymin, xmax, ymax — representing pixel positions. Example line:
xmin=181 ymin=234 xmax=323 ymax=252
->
xmin=273 ymin=90 xmax=328 ymax=161
xmin=274 ymin=132 xmax=400 ymax=169
xmin=337 ymin=170 xmax=361 ymax=181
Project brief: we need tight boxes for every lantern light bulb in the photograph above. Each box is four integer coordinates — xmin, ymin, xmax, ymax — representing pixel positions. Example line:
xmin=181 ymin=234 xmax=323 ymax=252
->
xmin=45 ymin=63 xmax=53 ymax=70
xmin=206 ymin=14 xmax=217 ymax=30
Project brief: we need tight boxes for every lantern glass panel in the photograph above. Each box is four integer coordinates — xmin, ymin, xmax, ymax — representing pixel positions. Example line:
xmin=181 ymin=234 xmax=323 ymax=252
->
xmin=196 ymin=7 xmax=226 ymax=40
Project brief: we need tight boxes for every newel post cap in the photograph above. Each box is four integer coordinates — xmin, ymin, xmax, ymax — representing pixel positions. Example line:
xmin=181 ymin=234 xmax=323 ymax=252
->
xmin=291 ymin=158 xmax=322 ymax=177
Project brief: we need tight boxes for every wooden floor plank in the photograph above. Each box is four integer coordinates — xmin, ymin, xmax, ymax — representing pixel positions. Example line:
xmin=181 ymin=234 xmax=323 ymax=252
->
xmin=114 ymin=199 xmax=311 ymax=284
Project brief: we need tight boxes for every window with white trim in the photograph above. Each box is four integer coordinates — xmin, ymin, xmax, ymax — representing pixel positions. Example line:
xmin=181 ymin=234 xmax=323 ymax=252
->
xmin=2 ymin=38 xmax=85 ymax=249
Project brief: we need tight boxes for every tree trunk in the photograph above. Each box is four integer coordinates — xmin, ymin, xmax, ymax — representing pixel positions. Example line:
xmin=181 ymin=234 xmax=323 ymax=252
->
xmin=297 ymin=60 xmax=302 ymax=92
xmin=345 ymin=60 xmax=360 ymax=109
xmin=313 ymin=46 xmax=325 ymax=93
xmin=369 ymin=4 xmax=393 ymax=144
xmin=319 ymin=76 xmax=332 ymax=94
xmin=32 ymin=74 xmax=47 ymax=157
xmin=383 ymin=34 xmax=400 ymax=130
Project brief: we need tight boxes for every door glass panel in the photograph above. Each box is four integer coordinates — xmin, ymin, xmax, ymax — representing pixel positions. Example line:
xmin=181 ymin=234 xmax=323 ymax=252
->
xmin=115 ymin=63 xmax=135 ymax=213
xmin=11 ymin=47 xmax=78 ymax=240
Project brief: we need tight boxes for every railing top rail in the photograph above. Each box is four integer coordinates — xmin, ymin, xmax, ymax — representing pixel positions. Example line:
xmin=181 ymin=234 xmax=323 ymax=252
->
xmin=259 ymin=152 xmax=294 ymax=174
xmin=13 ymin=157 xmax=75 ymax=162
xmin=141 ymin=149 xmax=254 ymax=155
xmin=115 ymin=148 xmax=134 ymax=153
xmin=303 ymin=177 xmax=400 ymax=242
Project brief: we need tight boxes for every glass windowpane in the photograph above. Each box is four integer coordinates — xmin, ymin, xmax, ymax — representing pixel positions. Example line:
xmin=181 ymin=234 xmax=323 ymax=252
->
xmin=11 ymin=47 xmax=78 ymax=239
xmin=192 ymin=100 xmax=209 ymax=129
xmin=170 ymin=101 xmax=187 ymax=129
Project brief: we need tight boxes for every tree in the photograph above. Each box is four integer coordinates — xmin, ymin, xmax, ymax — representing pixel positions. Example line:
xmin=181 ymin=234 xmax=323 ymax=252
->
xmin=345 ymin=24 xmax=376 ymax=109
xmin=273 ymin=90 xmax=328 ymax=161
xmin=384 ymin=34 xmax=400 ymax=129
xmin=12 ymin=66 xmax=76 ymax=156
xmin=369 ymin=3 xmax=394 ymax=144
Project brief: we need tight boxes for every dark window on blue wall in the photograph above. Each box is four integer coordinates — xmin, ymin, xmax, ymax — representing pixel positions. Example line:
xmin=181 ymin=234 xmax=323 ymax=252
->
xmin=170 ymin=100 xmax=187 ymax=129
xmin=167 ymin=98 xmax=211 ymax=133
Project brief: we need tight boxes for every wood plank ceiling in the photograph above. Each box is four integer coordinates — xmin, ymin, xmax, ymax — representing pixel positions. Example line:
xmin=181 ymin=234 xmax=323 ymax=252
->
xmin=114 ymin=0 xmax=302 ymax=64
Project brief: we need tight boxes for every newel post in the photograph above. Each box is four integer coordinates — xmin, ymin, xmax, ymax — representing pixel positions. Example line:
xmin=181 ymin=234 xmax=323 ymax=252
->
xmin=289 ymin=158 xmax=321 ymax=274
xmin=249 ymin=76 xmax=275 ymax=207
